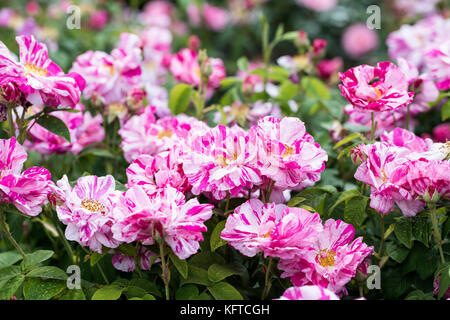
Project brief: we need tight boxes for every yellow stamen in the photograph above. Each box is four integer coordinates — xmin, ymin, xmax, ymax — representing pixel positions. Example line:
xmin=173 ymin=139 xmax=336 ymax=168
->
xmin=157 ymin=130 xmax=173 ymax=139
xmin=81 ymin=199 xmax=106 ymax=213
xmin=24 ymin=62 xmax=48 ymax=77
xmin=317 ymin=249 xmax=336 ymax=267
xmin=283 ymin=144 xmax=295 ymax=157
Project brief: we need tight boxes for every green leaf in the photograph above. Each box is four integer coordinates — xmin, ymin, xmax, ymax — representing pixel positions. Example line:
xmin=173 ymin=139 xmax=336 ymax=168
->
xmin=411 ymin=216 xmax=430 ymax=247
xmin=58 ymin=289 xmax=86 ymax=300
xmin=301 ymin=76 xmax=330 ymax=100
xmin=0 ymin=275 xmax=25 ymax=300
xmin=208 ymin=264 xmax=240 ymax=283
xmin=175 ymin=284 xmax=199 ymax=300
xmin=23 ymin=278 xmax=66 ymax=300
xmin=287 ymin=196 xmax=306 ymax=207
xmin=333 ymin=132 xmax=362 ymax=149
xmin=327 ymin=189 xmax=360 ymax=215
xmin=124 ymin=286 xmax=148 ymax=299
xmin=181 ymin=265 xmax=213 ymax=287
xmin=129 ymin=279 xmax=161 ymax=297
xmin=386 ymin=242 xmax=409 ymax=263
xmin=169 ymin=251 xmax=188 ymax=279
xmin=91 ymin=285 xmax=124 ymax=300
xmin=210 ymin=220 xmax=227 ymax=252
xmin=208 ymin=282 xmax=243 ymax=300
xmin=90 ymin=252 xmax=106 ymax=267
xmin=79 ymin=148 xmax=115 ymax=159
xmin=0 ymin=251 xmax=23 ymax=269
xmin=220 ymin=77 xmax=241 ymax=89
xmin=405 ymin=290 xmax=435 ymax=300
xmin=344 ymin=196 xmax=368 ymax=227
xmin=26 ymin=266 xmax=68 ymax=281
xmin=169 ymin=84 xmax=192 ymax=115
xmin=437 ymin=264 xmax=450 ymax=299
xmin=21 ymin=250 xmax=54 ymax=271
xmin=36 ymin=115 xmax=71 ymax=142
xmin=442 ymin=99 xmax=450 ymax=121
xmin=278 ymin=80 xmax=298 ymax=101
xmin=237 ymin=56 xmax=248 ymax=70
xmin=0 ymin=265 xmax=21 ymax=281
xmin=395 ymin=219 xmax=413 ymax=249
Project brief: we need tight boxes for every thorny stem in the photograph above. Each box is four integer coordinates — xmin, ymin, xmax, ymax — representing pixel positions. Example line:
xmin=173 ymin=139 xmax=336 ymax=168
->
xmin=377 ymin=212 xmax=385 ymax=258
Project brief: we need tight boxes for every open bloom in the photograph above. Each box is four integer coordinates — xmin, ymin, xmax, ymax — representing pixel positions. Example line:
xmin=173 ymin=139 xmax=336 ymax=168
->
xmin=339 ymin=61 xmax=414 ymax=112
xmin=406 ymin=159 xmax=450 ymax=201
xmin=221 ymin=199 xmax=323 ymax=259
xmin=53 ymin=175 xmax=122 ymax=253
xmin=425 ymin=42 xmax=450 ymax=91
xmin=0 ymin=137 xmax=52 ymax=216
xmin=279 ymin=219 xmax=373 ymax=294
xmin=112 ymin=186 xmax=213 ymax=259
xmin=277 ymin=285 xmax=339 ymax=300
xmin=182 ymin=124 xmax=261 ymax=200
xmin=249 ymin=116 xmax=328 ymax=189
xmin=0 ymin=35 xmax=84 ymax=107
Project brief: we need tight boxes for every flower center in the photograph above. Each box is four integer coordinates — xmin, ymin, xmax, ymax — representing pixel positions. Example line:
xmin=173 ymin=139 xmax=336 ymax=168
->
xmin=214 ymin=152 xmax=238 ymax=166
xmin=81 ymin=199 xmax=106 ymax=213
xmin=317 ymin=248 xmax=336 ymax=267
xmin=283 ymin=144 xmax=295 ymax=157
xmin=157 ymin=129 xmax=173 ymax=139
xmin=24 ymin=62 xmax=48 ymax=77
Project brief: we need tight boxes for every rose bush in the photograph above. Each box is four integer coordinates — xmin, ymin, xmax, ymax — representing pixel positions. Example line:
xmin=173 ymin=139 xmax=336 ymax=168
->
xmin=0 ymin=0 xmax=448 ymax=301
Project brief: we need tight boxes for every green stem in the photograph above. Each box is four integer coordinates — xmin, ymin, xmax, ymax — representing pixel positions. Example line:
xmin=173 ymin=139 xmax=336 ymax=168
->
xmin=264 ymin=180 xmax=275 ymax=203
xmin=97 ymin=263 xmax=109 ymax=285
xmin=49 ymin=210 xmax=74 ymax=265
xmin=224 ymin=191 xmax=231 ymax=214
xmin=261 ymin=256 xmax=273 ymax=300
xmin=370 ymin=112 xmax=376 ymax=141
xmin=429 ymin=203 xmax=445 ymax=264
xmin=0 ymin=211 xmax=26 ymax=258
xmin=377 ymin=213 xmax=385 ymax=258
xmin=406 ymin=105 xmax=410 ymax=131
xmin=159 ymin=242 xmax=170 ymax=300
xmin=7 ymin=104 xmax=15 ymax=137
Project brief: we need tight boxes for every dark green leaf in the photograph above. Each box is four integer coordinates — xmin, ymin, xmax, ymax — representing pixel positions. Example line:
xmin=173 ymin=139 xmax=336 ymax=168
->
xmin=208 ymin=264 xmax=240 ymax=283
xmin=169 ymin=84 xmax=192 ymax=115
xmin=169 ymin=251 xmax=188 ymax=279
xmin=181 ymin=265 xmax=213 ymax=287
xmin=91 ymin=285 xmax=124 ymax=300
xmin=36 ymin=115 xmax=71 ymax=142
xmin=344 ymin=195 xmax=368 ymax=227
xmin=0 ymin=275 xmax=25 ymax=300
xmin=0 ymin=266 xmax=21 ymax=281
xmin=208 ymin=282 xmax=243 ymax=300
xmin=210 ymin=220 xmax=227 ymax=252
xmin=23 ymin=278 xmax=66 ymax=300
xmin=395 ymin=219 xmax=413 ymax=249
xmin=21 ymin=250 xmax=54 ymax=271
xmin=386 ymin=242 xmax=409 ymax=263
xmin=26 ymin=266 xmax=68 ymax=281
xmin=175 ymin=284 xmax=199 ymax=300
xmin=0 ymin=251 xmax=23 ymax=269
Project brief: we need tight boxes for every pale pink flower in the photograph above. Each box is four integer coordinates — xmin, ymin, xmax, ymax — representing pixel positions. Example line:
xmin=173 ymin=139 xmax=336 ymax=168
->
xmin=0 ymin=35 xmax=84 ymax=108
xmin=424 ymin=42 xmax=450 ymax=91
xmin=277 ymin=285 xmax=339 ymax=300
xmin=339 ymin=61 xmax=414 ymax=112
xmin=0 ymin=137 xmax=27 ymax=177
xmin=341 ymin=23 xmax=379 ymax=58
xmin=70 ymin=46 xmax=141 ymax=105
xmin=140 ymin=1 xmax=174 ymax=28
xmin=249 ymin=116 xmax=328 ymax=189
xmin=221 ymin=199 xmax=323 ymax=259
xmin=380 ymin=127 xmax=432 ymax=153
xmin=112 ymin=246 xmax=157 ymax=272
xmin=53 ymin=175 xmax=122 ymax=253
xmin=182 ymin=124 xmax=261 ymax=200
xmin=296 ymin=0 xmax=337 ymax=11
xmin=279 ymin=219 xmax=373 ymax=294
xmin=112 ymin=186 xmax=213 ymax=259
xmin=202 ymin=4 xmax=229 ymax=31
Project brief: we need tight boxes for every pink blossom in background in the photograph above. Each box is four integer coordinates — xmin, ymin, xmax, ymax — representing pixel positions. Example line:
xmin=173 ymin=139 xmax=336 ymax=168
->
xmin=53 ymin=175 xmax=123 ymax=253
xmin=424 ymin=42 xmax=450 ymax=91
xmin=279 ymin=219 xmax=373 ymax=294
xmin=169 ymin=48 xmax=226 ymax=90
xmin=433 ymin=123 xmax=450 ymax=143
xmin=88 ymin=10 xmax=109 ymax=30
xmin=312 ymin=39 xmax=327 ymax=56
xmin=182 ymin=124 xmax=261 ymax=200
xmin=249 ymin=116 xmax=328 ymax=189
xmin=339 ymin=61 xmax=414 ymax=112
xmin=277 ymin=285 xmax=339 ymax=300
xmin=187 ymin=3 xmax=201 ymax=27
xmin=221 ymin=199 xmax=323 ymax=258
xmin=296 ymin=0 xmax=337 ymax=11
xmin=70 ymin=45 xmax=141 ymax=105
xmin=341 ymin=23 xmax=379 ymax=58
xmin=0 ymin=137 xmax=53 ymax=216
xmin=140 ymin=0 xmax=174 ymax=28
xmin=317 ymin=57 xmax=343 ymax=80
xmin=112 ymin=186 xmax=213 ymax=259
xmin=202 ymin=4 xmax=229 ymax=31
xmin=0 ymin=35 xmax=84 ymax=108
xmin=393 ymin=0 xmax=440 ymax=16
